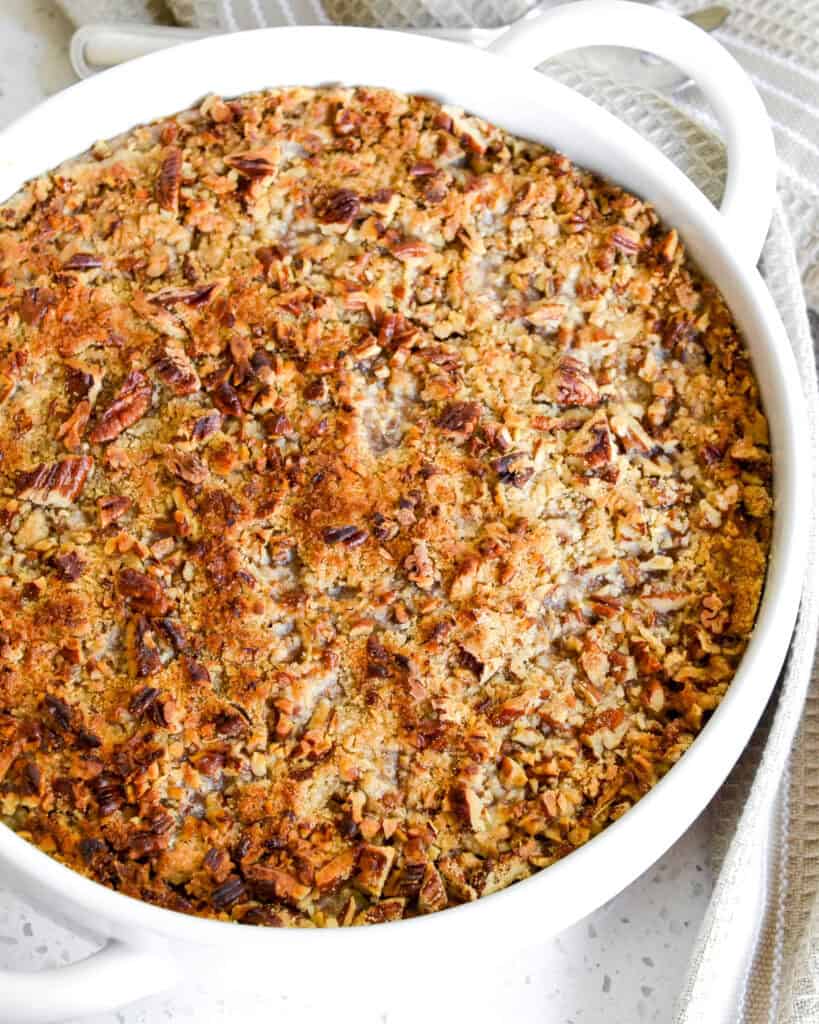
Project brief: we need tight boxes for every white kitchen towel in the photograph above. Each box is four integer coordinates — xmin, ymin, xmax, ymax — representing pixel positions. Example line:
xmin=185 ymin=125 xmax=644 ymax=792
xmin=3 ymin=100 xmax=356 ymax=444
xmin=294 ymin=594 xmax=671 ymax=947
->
xmin=53 ymin=2 xmax=819 ymax=1021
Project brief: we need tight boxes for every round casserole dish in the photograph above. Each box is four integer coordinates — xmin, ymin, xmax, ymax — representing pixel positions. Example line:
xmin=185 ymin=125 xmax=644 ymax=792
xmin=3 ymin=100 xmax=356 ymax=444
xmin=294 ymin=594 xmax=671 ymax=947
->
xmin=0 ymin=3 xmax=809 ymax=1020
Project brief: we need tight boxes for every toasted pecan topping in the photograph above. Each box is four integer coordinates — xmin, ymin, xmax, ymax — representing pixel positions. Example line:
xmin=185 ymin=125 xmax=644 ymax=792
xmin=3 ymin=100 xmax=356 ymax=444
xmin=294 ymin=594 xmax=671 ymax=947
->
xmin=0 ymin=85 xmax=771 ymax=931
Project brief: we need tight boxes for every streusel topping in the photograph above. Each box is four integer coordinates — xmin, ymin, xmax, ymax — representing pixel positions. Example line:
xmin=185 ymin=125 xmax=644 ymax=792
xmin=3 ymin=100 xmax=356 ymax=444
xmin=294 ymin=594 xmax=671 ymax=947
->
xmin=0 ymin=87 xmax=771 ymax=926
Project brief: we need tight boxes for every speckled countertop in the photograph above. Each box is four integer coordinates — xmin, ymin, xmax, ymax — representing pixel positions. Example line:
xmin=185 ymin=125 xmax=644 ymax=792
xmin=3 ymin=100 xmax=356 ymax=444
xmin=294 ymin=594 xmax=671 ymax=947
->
xmin=0 ymin=4 xmax=714 ymax=1021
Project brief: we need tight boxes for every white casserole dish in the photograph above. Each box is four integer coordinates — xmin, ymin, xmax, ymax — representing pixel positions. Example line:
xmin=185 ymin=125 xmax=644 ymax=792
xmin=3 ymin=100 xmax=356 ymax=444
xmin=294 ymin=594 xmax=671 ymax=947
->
xmin=0 ymin=3 xmax=809 ymax=1020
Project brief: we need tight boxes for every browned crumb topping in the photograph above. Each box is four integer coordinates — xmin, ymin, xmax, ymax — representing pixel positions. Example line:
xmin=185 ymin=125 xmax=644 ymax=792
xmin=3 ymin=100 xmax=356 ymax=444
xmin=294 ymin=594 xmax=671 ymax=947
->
xmin=0 ymin=86 xmax=772 ymax=927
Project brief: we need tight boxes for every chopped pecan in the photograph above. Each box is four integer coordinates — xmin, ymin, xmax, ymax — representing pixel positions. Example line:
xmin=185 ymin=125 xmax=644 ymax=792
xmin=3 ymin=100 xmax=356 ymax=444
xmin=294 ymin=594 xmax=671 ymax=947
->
xmin=17 ymin=455 xmax=93 ymax=507
xmin=166 ymin=451 xmax=208 ymax=486
xmin=610 ymin=409 xmax=654 ymax=454
xmin=322 ymin=525 xmax=368 ymax=547
xmin=544 ymin=355 xmax=600 ymax=408
xmin=355 ymin=897 xmax=406 ymax=925
xmin=129 ymin=686 xmax=160 ymax=717
xmin=226 ymin=152 xmax=276 ymax=178
xmin=244 ymin=864 xmax=311 ymax=907
xmin=437 ymin=401 xmax=481 ymax=436
xmin=658 ymin=229 xmax=679 ymax=263
xmin=214 ymin=710 xmax=248 ymax=738
xmin=93 ymin=773 xmax=124 ymax=816
xmin=43 ymin=693 xmax=72 ymax=730
xmin=89 ymin=370 xmax=152 ymax=443
xmin=57 ymin=399 xmax=91 ymax=451
xmin=524 ymin=301 xmax=565 ymax=328
xmin=157 ymin=147 xmax=182 ymax=212
xmin=315 ymin=848 xmax=356 ymax=891
xmin=20 ymin=287 xmax=56 ymax=327
xmin=63 ymin=253 xmax=102 ymax=271
xmin=449 ymin=782 xmax=483 ymax=831
xmin=610 ymin=225 xmax=642 ymax=253
xmin=568 ymin=411 xmax=614 ymax=468
xmin=150 ymin=283 xmax=217 ymax=308
xmin=404 ymin=540 xmax=436 ymax=591
xmin=449 ymin=555 xmax=480 ymax=602
xmin=211 ymin=876 xmax=246 ymax=909
xmin=417 ymin=863 xmax=448 ymax=913
xmin=318 ymin=188 xmax=360 ymax=224
xmin=51 ymin=551 xmax=85 ymax=582
xmin=118 ymin=568 xmax=170 ymax=616
xmin=191 ymin=411 xmax=222 ymax=440
xmin=153 ymin=349 xmax=200 ymax=396
xmin=580 ymin=641 xmax=610 ymax=687
xmin=98 ymin=494 xmax=131 ymax=527
xmin=212 ymin=381 xmax=243 ymax=418
xmin=492 ymin=453 xmax=534 ymax=488
xmin=333 ymin=106 xmax=361 ymax=136
xmin=391 ymin=238 xmax=433 ymax=261
xmin=354 ymin=843 xmax=395 ymax=899
xmin=124 ymin=614 xmax=162 ymax=677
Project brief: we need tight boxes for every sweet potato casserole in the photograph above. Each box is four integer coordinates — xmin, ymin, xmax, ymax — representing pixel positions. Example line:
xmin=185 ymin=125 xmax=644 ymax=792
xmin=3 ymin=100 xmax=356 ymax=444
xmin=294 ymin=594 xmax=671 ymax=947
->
xmin=0 ymin=86 xmax=772 ymax=926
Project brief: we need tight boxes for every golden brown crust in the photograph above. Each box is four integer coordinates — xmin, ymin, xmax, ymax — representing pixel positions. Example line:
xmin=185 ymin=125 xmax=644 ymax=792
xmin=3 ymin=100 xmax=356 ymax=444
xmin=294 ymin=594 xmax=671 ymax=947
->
xmin=0 ymin=86 xmax=772 ymax=926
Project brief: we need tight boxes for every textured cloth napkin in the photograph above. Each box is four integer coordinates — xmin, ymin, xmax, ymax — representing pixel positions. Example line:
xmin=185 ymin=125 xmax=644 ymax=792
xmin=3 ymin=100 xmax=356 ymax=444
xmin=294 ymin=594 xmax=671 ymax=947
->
xmin=54 ymin=1 xmax=819 ymax=1020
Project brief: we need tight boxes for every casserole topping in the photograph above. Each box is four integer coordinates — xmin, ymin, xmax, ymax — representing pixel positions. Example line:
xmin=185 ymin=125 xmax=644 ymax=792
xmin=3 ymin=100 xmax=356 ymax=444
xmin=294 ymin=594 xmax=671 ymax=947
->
xmin=0 ymin=86 xmax=772 ymax=926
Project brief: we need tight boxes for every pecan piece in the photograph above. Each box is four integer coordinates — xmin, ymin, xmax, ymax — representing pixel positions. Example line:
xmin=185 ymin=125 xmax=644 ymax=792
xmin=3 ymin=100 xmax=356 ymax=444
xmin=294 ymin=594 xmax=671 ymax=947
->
xmin=333 ymin=106 xmax=361 ymax=136
xmin=157 ymin=147 xmax=182 ymax=212
xmin=391 ymin=238 xmax=433 ymax=262
xmin=543 ymin=355 xmax=600 ymax=408
xmin=124 ymin=614 xmax=162 ymax=678
xmin=118 ymin=567 xmax=170 ymax=617
xmin=212 ymin=381 xmax=243 ymax=418
xmin=315 ymin=848 xmax=356 ymax=891
xmin=17 ymin=455 xmax=93 ymax=507
xmin=93 ymin=773 xmax=124 ymax=816
xmin=166 ymin=451 xmax=208 ymax=485
xmin=322 ymin=525 xmax=368 ymax=547
xmin=153 ymin=349 xmax=200 ymax=396
xmin=51 ymin=551 xmax=85 ymax=582
xmin=354 ymin=843 xmax=395 ymax=899
xmin=129 ymin=686 xmax=160 ymax=717
xmin=150 ymin=283 xmax=217 ymax=308
xmin=492 ymin=453 xmax=534 ymax=488
xmin=449 ymin=782 xmax=483 ymax=831
xmin=437 ymin=401 xmax=481 ymax=436
xmin=191 ymin=411 xmax=222 ymax=441
xmin=20 ymin=286 xmax=56 ymax=325
xmin=214 ymin=710 xmax=248 ymax=738
xmin=318 ymin=188 xmax=360 ymax=224
xmin=568 ymin=411 xmax=614 ymax=468
xmin=211 ymin=877 xmax=246 ymax=909
xmin=418 ymin=863 xmax=448 ymax=913
xmin=404 ymin=540 xmax=437 ymax=591
xmin=57 ymin=399 xmax=91 ymax=451
xmin=89 ymin=370 xmax=152 ymax=443
xmin=355 ymin=897 xmax=406 ymax=925
xmin=225 ymin=152 xmax=276 ymax=178
xmin=98 ymin=494 xmax=132 ymax=527
xmin=244 ymin=864 xmax=311 ymax=907
xmin=610 ymin=225 xmax=643 ymax=254
xmin=20 ymin=287 xmax=56 ymax=327
xmin=63 ymin=253 xmax=102 ymax=271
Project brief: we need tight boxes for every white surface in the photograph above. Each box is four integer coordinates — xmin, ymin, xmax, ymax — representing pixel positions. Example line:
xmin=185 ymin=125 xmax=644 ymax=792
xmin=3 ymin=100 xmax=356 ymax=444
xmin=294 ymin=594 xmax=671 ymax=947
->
xmin=0 ymin=4 xmax=721 ymax=1022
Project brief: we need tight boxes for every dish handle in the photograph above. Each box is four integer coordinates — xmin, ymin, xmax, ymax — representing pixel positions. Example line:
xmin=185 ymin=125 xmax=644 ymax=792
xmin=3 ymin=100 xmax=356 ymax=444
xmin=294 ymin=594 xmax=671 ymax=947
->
xmin=0 ymin=939 xmax=177 ymax=1023
xmin=489 ymin=0 xmax=776 ymax=264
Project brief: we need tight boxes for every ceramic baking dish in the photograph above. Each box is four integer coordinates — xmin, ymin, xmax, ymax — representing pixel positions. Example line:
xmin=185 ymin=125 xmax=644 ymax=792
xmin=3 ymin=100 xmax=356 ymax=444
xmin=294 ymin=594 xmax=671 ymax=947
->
xmin=0 ymin=3 xmax=809 ymax=1020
